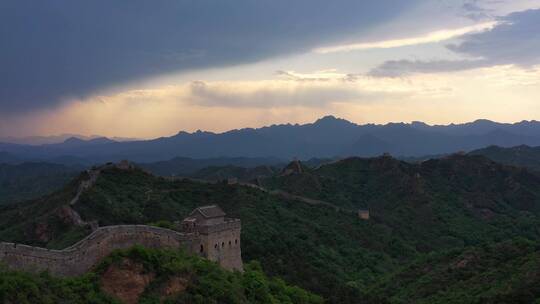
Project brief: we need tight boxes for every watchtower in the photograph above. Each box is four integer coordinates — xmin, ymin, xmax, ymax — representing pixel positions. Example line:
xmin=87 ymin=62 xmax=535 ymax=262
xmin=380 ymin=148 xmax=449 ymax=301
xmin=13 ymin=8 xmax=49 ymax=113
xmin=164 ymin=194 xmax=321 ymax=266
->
xmin=181 ymin=205 xmax=243 ymax=271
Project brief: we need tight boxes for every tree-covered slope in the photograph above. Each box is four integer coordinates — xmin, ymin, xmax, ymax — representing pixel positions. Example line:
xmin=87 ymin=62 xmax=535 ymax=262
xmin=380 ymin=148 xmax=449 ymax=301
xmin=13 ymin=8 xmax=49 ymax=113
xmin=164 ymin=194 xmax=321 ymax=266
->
xmin=0 ymin=167 xmax=405 ymax=301
xmin=139 ymin=156 xmax=283 ymax=177
xmin=0 ymin=162 xmax=79 ymax=205
xmin=1 ymin=155 xmax=540 ymax=302
xmin=470 ymin=145 xmax=540 ymax=171
xmin=264 ymin=154 xmax=540 ymax=248
xmin=0 ymin=246 xmax=322 ymax=304
xmin=367 ymin=238 xmax=540 ymax=304
xmin=190 ymin=165 xmax=277 ymax=182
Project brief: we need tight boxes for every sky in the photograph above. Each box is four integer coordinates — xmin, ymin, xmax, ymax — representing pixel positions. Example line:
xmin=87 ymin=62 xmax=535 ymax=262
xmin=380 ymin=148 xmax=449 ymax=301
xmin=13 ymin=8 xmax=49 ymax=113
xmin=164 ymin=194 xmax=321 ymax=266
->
xmin=1 ymin=0 xmax=540 ymax=138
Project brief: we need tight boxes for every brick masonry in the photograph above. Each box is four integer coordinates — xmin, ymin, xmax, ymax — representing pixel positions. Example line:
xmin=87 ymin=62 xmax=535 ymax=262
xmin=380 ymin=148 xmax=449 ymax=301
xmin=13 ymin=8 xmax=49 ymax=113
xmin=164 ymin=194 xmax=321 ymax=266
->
xmin=0 ymin=223 xmax=243 ymax=276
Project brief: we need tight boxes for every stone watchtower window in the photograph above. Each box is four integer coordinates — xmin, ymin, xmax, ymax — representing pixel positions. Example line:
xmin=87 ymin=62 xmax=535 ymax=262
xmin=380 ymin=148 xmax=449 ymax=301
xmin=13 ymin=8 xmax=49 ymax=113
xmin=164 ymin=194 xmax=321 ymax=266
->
xmin=200 ymin=244 xmax=204 ymax=253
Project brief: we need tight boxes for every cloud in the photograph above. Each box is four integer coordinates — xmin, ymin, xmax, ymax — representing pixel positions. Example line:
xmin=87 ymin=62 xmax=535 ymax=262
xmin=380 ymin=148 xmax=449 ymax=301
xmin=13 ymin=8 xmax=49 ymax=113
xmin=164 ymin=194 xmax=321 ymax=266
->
xmin=313 ymin=21 xmax=496 ymax=53
xmin=187 ymin=79 xmax=385 ymax=108
xmin=369 ymin=8 xmax=540 ymax=77
xmin=1 ymin=73 xmax=401 ymax=137
xmin=183 ymin=69 xmax=438 ymax=108
xmin=369 ymin=59 xmax=488 ymax=77
xmin=2 ymin=65 xmax=540 ymax=138
xmin=276 ymin=70 xmax=347 ymax=82
xmin=0 ymin=0 xmax=422 ymax=113
xmin=461 ymin=0 xmax=494 ymax=20
xmin=448 ymin=8 xmax=540 ymax=66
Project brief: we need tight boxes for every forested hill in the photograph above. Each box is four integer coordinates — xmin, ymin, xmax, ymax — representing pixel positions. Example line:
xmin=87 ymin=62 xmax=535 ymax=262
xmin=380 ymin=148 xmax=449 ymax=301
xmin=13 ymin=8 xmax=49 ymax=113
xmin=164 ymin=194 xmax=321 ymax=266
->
xmin=263 ymin=153 xmax=540 ymax=214
xmin=0 ymin=162 xmax=80 ymax=205
xmin=470 ymin=145 xmax=540 ymax=171
xmin=1 ymin=155 xmax=540 ymax=303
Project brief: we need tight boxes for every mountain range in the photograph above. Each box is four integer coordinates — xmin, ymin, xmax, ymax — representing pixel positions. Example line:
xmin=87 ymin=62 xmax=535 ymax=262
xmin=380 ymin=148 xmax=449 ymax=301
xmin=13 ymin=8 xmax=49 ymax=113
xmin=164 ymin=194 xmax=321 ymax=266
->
xmin=4 ymin=144 xmax=540 ymax=207
xmin=2 ymin=116 xmax=540 ymax=164
xmin=0 ymin=134 xmax=138 ymax=145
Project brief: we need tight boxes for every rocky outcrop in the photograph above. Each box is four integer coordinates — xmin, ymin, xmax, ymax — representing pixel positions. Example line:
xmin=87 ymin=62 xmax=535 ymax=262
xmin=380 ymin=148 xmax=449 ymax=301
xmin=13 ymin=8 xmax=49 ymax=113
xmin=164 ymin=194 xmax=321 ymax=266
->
xmin=160 ymin=276 xmax=188 ymax=300
xmin=101 ymin=259 xmax=189 ymax=303
xmin=101 ymin=258 xmax=155 ymax=304
xmin=32 ymin=205 xmax=90 ymax=243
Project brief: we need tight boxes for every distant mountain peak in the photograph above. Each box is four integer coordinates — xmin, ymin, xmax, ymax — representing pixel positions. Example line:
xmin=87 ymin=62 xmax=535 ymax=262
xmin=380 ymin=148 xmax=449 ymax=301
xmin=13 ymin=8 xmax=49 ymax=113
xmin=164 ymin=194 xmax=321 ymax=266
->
xmin=63 ymin=137 xmax=85 ymax=143
xmin=316 ymin=115 xmax=338 ymax=121
xmin=313 ymin=115 xmax=355 ymax=127
xmin=472 ymin=119 xmax=496 ymax=124
xmin=61 ymin=136 xmax=114 ymax=146
xmin=411 ymin=121 xmax=429 ymax=127
xmin=173 ymin=130 xmax=214 ymax=138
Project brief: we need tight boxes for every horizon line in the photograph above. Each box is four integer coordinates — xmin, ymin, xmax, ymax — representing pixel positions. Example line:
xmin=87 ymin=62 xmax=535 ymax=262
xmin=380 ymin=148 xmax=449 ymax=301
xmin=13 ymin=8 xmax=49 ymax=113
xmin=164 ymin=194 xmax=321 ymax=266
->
xmin=2 ymin=115 xmax=539 ymax=143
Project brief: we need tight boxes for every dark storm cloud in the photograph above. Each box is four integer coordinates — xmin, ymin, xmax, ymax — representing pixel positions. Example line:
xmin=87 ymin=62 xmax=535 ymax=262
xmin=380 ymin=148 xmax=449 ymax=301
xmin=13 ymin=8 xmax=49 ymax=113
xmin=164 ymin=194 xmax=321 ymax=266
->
xmin=369 ymin=8 xmax=540 ymax=77
xmin=448 ymin=9 xmax=540 ymax=66
xmin=0 ymin=0 xmax=420 ymax=112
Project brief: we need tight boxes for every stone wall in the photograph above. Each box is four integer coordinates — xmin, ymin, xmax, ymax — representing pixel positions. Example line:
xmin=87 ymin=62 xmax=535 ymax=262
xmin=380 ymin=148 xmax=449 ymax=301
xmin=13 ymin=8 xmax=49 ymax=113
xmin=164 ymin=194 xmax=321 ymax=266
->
xmin=0 ymin=162 xmax=245 ymax=276
xmin=198 ymin=219 xmax=243 ymax=271
xmin=0 ymin=225 xmax=198 ymax=277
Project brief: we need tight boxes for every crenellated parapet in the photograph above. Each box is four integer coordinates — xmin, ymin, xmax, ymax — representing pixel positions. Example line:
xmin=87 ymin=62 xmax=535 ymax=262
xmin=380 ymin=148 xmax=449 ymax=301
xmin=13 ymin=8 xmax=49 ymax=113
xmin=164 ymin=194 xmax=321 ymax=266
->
xmin=0 ymin=206 xmax=243 ymax=276
xmin=196 ymin=218 xmax=241 ymax=234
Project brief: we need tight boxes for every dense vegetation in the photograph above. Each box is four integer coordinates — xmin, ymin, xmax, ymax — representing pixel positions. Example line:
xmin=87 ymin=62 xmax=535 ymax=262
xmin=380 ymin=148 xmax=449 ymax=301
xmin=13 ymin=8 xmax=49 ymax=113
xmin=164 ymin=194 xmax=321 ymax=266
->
xmin=139 ymin=156 xmax=283 ymax=177
xmin=0 ymin=246 xmax=321 ymax=304
xmin=190 ymin=165 xmax=277 ymax=182
xmin=470 ymin=145 xmax=540 ymax=171
xmin=0 ymin=162 xmax=79 ymax=205
xmin=1 ymin=154 xmax=540 ymax=303
xmin=368 ymin=238 xmax=540 ymax=304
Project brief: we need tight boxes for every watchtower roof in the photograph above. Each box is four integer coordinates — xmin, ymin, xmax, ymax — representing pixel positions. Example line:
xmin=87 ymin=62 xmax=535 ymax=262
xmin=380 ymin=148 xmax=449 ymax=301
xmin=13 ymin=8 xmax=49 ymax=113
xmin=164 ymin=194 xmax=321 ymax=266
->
xmin=190 ymin=205 xmax=226 ymax=219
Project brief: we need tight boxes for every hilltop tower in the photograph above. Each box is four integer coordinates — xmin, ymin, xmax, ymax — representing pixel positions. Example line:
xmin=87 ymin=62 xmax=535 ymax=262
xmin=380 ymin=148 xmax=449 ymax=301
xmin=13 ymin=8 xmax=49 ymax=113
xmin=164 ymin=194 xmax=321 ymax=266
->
xmin=181 ymin=205 xmax=243 ymax=271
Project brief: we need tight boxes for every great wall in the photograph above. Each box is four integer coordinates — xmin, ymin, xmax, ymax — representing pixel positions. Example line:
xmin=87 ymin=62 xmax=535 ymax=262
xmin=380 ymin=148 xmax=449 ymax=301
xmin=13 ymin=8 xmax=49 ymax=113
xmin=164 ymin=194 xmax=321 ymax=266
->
xmin=0 ymin=159 xmax=368 ymax=277
xmin=0 ymin=206 xmax=243 ymax=276
xmin=0 ymin=162 xmax=243 ymax=276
